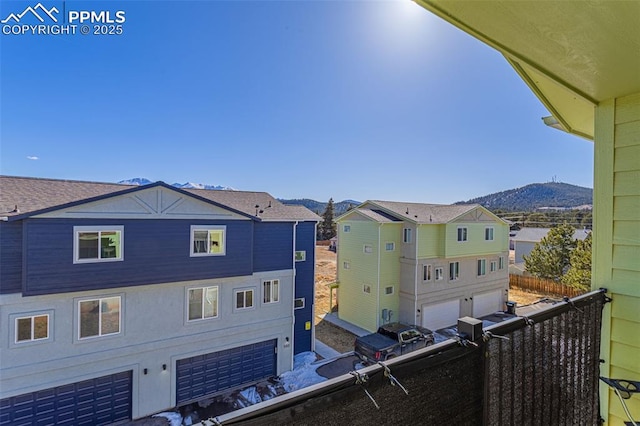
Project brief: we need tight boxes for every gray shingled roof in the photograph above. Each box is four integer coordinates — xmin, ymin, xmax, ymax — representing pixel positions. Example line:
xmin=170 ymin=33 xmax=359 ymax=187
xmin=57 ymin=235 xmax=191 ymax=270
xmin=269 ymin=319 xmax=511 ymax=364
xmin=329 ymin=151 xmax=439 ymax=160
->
xmin=355 ymin=208 xmax=403 ymax=223
xmin=367 ymin=200 xmax=480 ymax=224
xmin=512 ymin=227 xmax=590 ymax=242
xmin=0 ymin=176 xmax=319 ymax=222
xmin=0 ymin=176 xmax=135 ymax=218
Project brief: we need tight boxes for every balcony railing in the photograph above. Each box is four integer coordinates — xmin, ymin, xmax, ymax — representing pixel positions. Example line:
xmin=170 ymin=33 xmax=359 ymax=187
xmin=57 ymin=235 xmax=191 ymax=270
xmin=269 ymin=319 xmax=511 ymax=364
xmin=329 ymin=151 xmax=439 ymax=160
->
xmin=209 ymin=289 xmax=607 ymax=425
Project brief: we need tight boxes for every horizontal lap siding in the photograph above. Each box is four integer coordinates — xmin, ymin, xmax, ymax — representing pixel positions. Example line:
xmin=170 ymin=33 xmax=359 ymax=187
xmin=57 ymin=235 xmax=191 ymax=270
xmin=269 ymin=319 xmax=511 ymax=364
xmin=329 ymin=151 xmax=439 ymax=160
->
xmin=0 ymin=222 xmax=22 ymax=294
xmin=252 ymin=222 xmax=293 ymax=272
xmin=294 ymin=221 xmax=316 ymax=354
xmin=22 ymin=219 xmax=253 ymax=295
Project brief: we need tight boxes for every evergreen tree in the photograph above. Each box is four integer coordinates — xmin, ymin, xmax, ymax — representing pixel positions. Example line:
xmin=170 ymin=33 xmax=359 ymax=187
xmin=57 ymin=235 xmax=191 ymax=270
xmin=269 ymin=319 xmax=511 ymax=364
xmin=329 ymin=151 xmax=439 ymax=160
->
xmin=562 ymin=233 xmax=592 ymax=291
xmin=319 ymin=198 xmax=336 ymax=241
xmin=523 ymin=223 xmax=577 ymax=281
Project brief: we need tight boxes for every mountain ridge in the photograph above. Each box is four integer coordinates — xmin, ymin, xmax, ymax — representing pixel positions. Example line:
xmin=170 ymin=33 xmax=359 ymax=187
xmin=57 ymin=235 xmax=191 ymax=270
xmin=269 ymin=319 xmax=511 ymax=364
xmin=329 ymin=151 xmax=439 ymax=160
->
xmin=456 ymin=182 xmax=593 ymax=211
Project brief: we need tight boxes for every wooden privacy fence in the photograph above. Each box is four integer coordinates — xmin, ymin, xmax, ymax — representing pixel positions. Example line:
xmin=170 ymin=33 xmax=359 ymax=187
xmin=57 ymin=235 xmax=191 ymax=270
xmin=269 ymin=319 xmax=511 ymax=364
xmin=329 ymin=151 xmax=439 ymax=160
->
xmin=509 ymin=274 xmax=585 ymax=298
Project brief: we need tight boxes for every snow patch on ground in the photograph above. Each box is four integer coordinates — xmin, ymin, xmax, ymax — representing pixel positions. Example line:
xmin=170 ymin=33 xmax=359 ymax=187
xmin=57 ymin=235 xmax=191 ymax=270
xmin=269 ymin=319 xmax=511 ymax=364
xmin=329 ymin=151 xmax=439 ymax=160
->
xmin=279 ymin=352 xmax=326 ymax=392
xmin=152 ymin=412 xmax=182 ymax=426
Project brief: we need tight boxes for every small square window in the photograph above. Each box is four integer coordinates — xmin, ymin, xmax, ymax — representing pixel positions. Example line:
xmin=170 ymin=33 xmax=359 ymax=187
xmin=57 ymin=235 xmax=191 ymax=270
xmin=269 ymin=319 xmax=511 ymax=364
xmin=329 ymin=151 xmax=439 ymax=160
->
xmin=188 ymin=286 xmax=218 ymax=321
xmin=15 ymin=314 xmax=49 ymax=343
xmin=385 ymin=242 xmax=395 ymax=251
xmin=294 ymin=298 xmax=305 ymax=309
xmin=79 ymin=296 xmax=121 ymax=339
xmin=343 ymin=225 xmax=351 ymax=233
xmin=385 ymin=286 xmax=394 ymax=295
xmin=235 ymin=289 xmax=254 ymax=310
xmin=435 ymin=267 xmax=444 ymax=281
xmin=343 ymin=261 xmax=351 ymax=269
xmin=364 ymin=245 xmax=373 ymax=254
xmin=485 ymin=227 xmax=494 ymax=241
xmin=263 ymin=279 xmax=280 ymax=304
xmin=191 ymin=225 xmax=226 ymax=256
xmin=295 ymin=251 xmax=306 ymax=262
xmin=403 ymin=228 xmax=412 ymax=243
xmin=457 ymin=227 xmax=468 ymax=242
xmin=363 ymin=284 xmax=371 ymax=294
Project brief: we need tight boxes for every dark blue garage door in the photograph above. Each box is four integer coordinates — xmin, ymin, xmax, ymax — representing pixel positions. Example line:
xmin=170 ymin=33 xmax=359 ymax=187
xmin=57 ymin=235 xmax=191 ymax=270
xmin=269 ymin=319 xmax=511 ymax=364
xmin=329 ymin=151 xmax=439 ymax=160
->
xmin=176 ymin=339 xmax=277 ymax=405
xmin=0 ymin=371 xmax=132 ymax=426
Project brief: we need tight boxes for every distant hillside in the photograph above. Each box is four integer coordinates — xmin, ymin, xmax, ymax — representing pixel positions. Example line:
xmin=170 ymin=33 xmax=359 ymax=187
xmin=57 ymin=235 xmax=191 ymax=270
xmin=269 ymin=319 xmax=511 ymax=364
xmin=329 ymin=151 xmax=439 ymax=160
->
xmin=457 ymin=182 xmax=593 ymax=211
xmin=279 ymin=199 xmax=360 ymax=216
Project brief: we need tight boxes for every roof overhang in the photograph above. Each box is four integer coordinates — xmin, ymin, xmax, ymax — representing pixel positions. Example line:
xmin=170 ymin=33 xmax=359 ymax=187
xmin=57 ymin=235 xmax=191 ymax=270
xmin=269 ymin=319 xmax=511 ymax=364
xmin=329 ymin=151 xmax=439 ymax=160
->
xmin=416 ymin=0 xmax=640 ymax=141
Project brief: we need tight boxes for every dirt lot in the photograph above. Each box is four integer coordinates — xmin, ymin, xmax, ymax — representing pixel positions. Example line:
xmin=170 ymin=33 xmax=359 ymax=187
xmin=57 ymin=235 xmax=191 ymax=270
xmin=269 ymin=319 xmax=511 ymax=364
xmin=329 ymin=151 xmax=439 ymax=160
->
xmin=313 ymin=245 xmax=553 ymax=354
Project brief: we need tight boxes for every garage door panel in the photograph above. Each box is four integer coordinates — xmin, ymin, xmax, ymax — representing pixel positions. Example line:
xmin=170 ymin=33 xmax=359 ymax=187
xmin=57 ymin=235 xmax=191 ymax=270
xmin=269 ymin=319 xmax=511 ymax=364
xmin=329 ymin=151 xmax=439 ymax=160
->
xmin=176 ymin=339 xmax=277 ymax=405
xmin=421 ymin=299 xmax=461 ymax=330
xmin=473 ymin=290 xmax=503 ymax=318
xmin=0 ymin=371 xmax=132 ymax=426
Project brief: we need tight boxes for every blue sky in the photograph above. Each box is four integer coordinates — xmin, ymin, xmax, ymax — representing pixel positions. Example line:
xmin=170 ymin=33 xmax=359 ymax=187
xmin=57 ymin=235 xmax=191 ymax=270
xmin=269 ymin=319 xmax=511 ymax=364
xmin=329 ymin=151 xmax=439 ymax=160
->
xmin=1 ymin=0 xmax=593 ymax=204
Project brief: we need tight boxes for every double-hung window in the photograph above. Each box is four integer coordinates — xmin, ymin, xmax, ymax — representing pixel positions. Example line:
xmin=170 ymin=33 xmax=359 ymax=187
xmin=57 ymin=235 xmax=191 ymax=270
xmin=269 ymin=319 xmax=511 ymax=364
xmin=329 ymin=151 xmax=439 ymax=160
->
xmin=74 ymin=226 xmax=123 ymax=263
xmin=449 ymin=262 xmax=460 ymax=281
xmin=485 ymin=227 xmax=494 ymax=241
xmin=235 ymin=289 xmax=254 ymax=310
xmin=263 ymin=279 xmax=280 ymax=304
xmin=79 ymin=296 xmax=121 ymax=339
xmin=188 ymin=286 xmax=218 ymax=321
xmin=423 ymin=265 xmax=432 ymax=281
xmin=477 ymin=259 xmax=486 ymax=276
xmin=15 ymin=314 xmax=49 ymax=343
xmin=191 ymin=225 xmax=226 ymax=256
xmin=499 ymin=256 xmax=505 ymax=270
xmin=457 ymin=227 xmax=468 ymax=242
xmin=490 ymin=260 xmax=497 ymax=273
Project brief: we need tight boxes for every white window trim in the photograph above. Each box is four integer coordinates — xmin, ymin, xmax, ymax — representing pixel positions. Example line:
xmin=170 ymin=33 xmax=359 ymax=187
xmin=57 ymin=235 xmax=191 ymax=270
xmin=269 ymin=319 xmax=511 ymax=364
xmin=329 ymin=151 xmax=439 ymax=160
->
xmin=423 ymin=264 xmax=432 ymax=281
xmin=343 ymin=261 xmax=351 ymax=269
xmin=234 ymin=288 xmax=255 ymax=311
xmin=485 ymin=227 xmax=495 ymax=241
xmin=457 ymin=227 xmax=468 ymax=242
xmin=73 ymin=226 xmax=124 ymax=264
xmin=435 ymin=267 xmax=444 ymax=281
xmin=14 ymin=313 xmax=50 ymax=344
xmin=385 ymin=286 xmax=394 ymax=295
xmin=187 ymin=286 xmax=219 ymax=322
xmin=478 ymin=259 xmax=487 ymax=276
xmin=77 ymin=295 xmax=122 ymax=340
xmin=364 ymin=244 xmax=373 ymax=254
xmin=449 ymin=262 xmax=460 ymax=281
xmin=190 ymin=225 xmax=226 ymax=257
xmin=363 ymin=284 xmax=371 ymax=294
xmin=294 ymin=298 xmax=305 ymax=310
xmin=490 ymin=260 xmax=497 ymax=273
xmin=385 ymin=242 xmax=395 ymax=251
xmin=499 ymin=256 xmax=505 ymax=270
xmin=343 ymin=225 xmax=351 ymax=233
xmin=295 ymin=251 xmax=306 ymax=262
xmin=403 ymin=228 xmax=412 ymax=243
xmin=262 ymin=279 xmax=280 ymax=304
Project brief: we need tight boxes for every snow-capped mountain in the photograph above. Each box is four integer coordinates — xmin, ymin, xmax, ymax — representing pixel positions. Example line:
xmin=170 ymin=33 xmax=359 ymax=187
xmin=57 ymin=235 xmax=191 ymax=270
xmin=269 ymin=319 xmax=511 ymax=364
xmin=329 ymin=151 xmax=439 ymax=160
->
xmin=118 ymin=178 xmax=234 ymax=191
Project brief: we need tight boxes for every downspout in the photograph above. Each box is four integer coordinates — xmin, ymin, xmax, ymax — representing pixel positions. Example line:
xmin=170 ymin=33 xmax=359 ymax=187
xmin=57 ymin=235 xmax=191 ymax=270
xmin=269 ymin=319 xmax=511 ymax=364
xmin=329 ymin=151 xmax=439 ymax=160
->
xmin=414 ymin=225 xmax=419 ymax=325
xmin=377 ymin=223 xmax=382 ymax=329
xmin=292 ymin=221 xmax=299 ymax=365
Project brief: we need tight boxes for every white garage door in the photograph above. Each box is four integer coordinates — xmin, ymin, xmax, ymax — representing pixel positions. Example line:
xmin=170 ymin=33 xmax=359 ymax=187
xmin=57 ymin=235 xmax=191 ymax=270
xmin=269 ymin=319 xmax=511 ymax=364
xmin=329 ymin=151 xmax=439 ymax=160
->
xmin=421 ymin=299 xmax=460 ymax=330
xmin=473 ymin=290 xmax=503 ymax=318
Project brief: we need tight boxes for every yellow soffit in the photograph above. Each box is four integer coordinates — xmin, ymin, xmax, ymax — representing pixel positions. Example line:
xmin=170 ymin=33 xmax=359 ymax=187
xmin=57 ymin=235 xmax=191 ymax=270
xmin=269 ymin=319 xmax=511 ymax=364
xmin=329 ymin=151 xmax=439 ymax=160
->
xmin=414 ymin=0 xmax=600 ymax=141
xmin=507 ymin=58 xmax=595 ymax=140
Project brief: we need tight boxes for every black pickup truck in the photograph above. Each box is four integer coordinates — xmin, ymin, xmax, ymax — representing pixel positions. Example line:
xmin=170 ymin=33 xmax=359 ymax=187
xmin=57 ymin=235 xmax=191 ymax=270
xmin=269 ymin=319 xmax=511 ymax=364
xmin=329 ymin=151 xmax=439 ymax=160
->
xmin=354 ymin=322 xmax=435 ymax=363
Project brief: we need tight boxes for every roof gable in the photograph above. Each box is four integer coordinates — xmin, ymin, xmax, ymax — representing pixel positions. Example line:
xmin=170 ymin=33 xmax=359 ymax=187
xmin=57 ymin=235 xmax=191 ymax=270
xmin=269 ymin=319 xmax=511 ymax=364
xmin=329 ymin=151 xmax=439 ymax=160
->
xmin=33 ymin=185 xmax=249 ymax=220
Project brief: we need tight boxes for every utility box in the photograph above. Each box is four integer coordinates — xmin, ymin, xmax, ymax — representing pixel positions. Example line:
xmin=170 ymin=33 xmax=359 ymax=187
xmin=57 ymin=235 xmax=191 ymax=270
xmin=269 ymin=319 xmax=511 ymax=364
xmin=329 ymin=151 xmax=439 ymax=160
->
xmin=458 ymin=316 xmax=483 ymax=341
xmin=505 ymin=301 xmax=517 ymax=315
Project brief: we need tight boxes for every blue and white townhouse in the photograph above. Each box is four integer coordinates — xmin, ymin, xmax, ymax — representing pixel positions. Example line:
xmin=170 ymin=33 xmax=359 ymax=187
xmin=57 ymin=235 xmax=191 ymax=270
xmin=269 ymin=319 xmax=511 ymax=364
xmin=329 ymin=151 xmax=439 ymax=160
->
xmin=0 ymin=176 xmax=319 ymax=424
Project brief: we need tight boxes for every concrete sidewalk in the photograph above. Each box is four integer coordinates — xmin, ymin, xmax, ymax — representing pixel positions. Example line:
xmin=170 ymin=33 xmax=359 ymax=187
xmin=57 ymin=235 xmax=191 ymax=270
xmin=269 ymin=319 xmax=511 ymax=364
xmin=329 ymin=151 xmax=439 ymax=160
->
xmin=314 ymin=339 xmax=341 ymax=359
